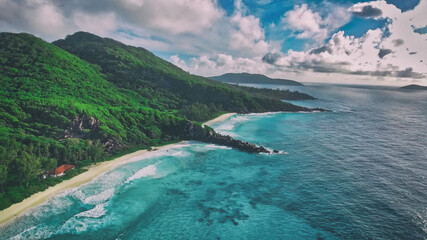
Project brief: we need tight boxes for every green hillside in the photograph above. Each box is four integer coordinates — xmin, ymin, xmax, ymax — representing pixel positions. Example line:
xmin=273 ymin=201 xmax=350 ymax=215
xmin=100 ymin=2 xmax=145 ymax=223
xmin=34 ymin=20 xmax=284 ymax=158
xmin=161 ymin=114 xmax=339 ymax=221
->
xmin=53 ymin=32 xmax=310 ymax=118
xmin=0 ymin=32 xmax=314 ymax=209
xmin=0 ymin=33 xmax=189 ymax=209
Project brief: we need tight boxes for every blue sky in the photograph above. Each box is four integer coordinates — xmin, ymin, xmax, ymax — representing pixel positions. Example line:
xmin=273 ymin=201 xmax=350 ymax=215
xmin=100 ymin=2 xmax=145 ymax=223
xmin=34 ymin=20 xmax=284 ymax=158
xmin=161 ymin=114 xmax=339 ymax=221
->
xmin=0 ymin=0 xmax=425 ymax=86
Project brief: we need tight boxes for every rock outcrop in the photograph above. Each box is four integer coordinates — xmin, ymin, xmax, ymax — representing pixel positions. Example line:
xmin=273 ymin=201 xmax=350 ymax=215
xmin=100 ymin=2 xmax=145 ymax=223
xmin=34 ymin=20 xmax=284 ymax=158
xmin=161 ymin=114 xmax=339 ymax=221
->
xmin=204 ymin=133 xmax=270 ymax=153
xmin=183 ymin=121 xmax=270 ymax=154
xmin=63 ymin=115 xmax=100 ymax=139
xmin=63 ymin=115 xmax=123 ymax=152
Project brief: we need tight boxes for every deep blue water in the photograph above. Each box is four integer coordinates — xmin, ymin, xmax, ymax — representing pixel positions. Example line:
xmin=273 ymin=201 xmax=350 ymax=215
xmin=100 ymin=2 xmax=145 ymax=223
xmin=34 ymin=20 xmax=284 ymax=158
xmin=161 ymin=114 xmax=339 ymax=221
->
xmin=1 ymin=84 xmax=426 ymax=239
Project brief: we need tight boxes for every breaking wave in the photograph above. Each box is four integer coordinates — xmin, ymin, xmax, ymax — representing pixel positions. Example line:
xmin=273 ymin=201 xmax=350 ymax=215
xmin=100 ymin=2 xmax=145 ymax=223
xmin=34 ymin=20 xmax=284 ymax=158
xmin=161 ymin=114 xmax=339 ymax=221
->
xmin=125 ymin=164 xmax=157 ymax=183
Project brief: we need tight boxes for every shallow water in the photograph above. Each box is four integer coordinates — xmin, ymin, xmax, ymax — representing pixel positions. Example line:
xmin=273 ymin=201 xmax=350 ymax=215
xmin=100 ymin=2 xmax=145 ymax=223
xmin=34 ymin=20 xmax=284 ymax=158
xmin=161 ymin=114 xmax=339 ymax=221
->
xmin=1 ymin=84 xmax=426 ymax=239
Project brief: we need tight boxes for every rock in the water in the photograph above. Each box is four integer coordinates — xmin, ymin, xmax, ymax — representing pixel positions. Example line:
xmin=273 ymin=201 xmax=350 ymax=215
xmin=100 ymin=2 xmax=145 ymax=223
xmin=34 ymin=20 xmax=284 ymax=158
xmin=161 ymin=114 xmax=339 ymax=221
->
xmin=183 ymin=121 xmax=270 ymax=154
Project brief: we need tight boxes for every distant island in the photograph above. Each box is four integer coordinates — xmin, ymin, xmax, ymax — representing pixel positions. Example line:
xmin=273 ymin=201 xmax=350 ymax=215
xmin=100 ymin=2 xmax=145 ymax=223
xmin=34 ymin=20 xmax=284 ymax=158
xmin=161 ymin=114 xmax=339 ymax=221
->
xmin=210 ymin=73 xmax=304 ymax=86
xmin=400 ymin=84 xmax=427 ymax=90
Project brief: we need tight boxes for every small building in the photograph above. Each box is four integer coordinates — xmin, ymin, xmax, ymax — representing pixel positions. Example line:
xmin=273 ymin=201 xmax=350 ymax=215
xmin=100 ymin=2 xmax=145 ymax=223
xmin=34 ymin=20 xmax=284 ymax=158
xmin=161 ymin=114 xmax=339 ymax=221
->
xmin=51 ymin=164 xmax=74 ymax=177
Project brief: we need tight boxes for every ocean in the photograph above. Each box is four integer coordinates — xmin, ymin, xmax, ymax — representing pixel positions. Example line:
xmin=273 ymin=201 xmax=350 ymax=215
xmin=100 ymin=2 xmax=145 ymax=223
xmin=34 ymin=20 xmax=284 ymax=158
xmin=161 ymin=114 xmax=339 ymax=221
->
xmin=1 ymin=84 xmax=426 ymax=239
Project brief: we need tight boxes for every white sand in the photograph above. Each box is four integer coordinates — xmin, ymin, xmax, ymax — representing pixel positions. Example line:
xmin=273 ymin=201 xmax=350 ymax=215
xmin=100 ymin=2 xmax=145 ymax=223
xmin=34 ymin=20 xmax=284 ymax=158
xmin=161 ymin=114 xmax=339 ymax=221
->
xmin=202 ymin=113 xmax=236 ymax=127
xmin=0 ymin=142 xmax=182 ymax=226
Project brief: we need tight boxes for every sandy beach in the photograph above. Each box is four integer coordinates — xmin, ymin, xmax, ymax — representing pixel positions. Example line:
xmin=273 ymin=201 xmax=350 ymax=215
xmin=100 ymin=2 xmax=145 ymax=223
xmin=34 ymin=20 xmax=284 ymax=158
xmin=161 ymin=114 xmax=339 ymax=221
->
xmin=0 ymin=113 xmax=235 ymax=226
xmin=0 ymin=142 xmax=183 ymax=226
xmin=202 ymin=112 xmax=236 ymax=127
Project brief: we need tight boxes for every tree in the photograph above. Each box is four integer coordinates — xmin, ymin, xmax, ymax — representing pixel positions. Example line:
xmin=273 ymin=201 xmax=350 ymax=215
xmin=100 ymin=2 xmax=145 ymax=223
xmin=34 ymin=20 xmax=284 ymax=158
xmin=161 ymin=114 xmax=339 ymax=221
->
xmin=16 ymin=152 xmax=41 ymax=187
xmin=0 ymin=164 xmax=7 ymax=193
xmin=41 ymin=143 xmax=50 ymax=158
xmin=40 ymin=157 xmax=57 ymax=172
xmin=88 ymin=140 xmax=104 ymax=164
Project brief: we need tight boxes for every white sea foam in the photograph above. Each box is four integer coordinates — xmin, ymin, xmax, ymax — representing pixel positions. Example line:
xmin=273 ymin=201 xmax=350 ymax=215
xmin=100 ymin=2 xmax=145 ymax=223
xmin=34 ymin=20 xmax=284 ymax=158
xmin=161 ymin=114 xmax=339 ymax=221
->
xmin=84 ymin=188 xmax=115 ymax=205
xmin=171 ymin=150 xmax=191 ymax=157
xmin=11 ymin=224 xmax=59 ymax=240
xmin=11 ymin=226 xmax=36 ymax=240
xmin=75 ymin=203 xmax=108 ymax=218
xmin=245 ymin=112 xmax=279 ymax=116
xmin=20 ymin=192 xmax=74 ymax=221
xmin=125 ymin=164 xmax=157 ymax=183
xmin=215 ymin=122 xmax=236 ymax=131
xmin=215 ymin=115 xmax=250 ymax=132
xmin=265 ymin=147 xmax=288 ymax=155
xmin=58 ymin=211 xmax=110 ymax=234
xmin=115 ymin=141 xmax=194 ymax=167
xmin=205 ymin=144 xmax=232 ymax=150
xmin=213 ymin=114 xmax=282 ymax=136
xmin=68 ymin=189 xmax=86 ymax=202
xmin=58 ymin=218 xmax=89 ymax=234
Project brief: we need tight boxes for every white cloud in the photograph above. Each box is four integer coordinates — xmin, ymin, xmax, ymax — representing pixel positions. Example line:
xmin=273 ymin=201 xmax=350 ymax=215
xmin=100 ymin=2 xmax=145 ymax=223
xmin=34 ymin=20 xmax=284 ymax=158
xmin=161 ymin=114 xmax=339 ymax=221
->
xmin=169 ymin=55 xmax=189 ymax=72
xmin=228 ymin=1 xmax=270 ymax=56
xmin=281 ymin=3 xmax=351 ymax=43
xmin=124 ymin=0 xmax=275 ymax=58
xmin=72 ymin=12 xmax=118 ymax=37
xmin=116 ymin=0 xmax=223 ymax=35
xmin=282 ymin=4 xmax=325 ymax=40
xmin=262 ymin=0 xmax=426 ymax=84
xmin=0 ymin=0 xmax=70 ymax=39
xmin=171 ymin=53 xmax=272 ymax=77
xmin=349 ymin=1 xmax=401 ymax=19
xmin=0 ymin=0 xmax=224 ymax=39
xmin=0 ymin=0 xmax=274 ymax=58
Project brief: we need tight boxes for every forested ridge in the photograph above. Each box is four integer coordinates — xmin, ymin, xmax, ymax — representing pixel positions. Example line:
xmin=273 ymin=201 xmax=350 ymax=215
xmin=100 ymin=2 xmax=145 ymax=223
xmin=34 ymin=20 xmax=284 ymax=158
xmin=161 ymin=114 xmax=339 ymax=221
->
xmin=0 ymin=32 xmax=314 ymax=209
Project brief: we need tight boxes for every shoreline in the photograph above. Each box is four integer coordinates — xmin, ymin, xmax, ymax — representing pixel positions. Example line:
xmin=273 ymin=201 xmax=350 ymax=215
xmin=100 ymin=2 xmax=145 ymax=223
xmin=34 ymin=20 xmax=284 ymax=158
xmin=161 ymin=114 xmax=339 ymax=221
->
xmin=0 ymin=142 xmax=183 ymax=226
xmin=0 ymin=113 xmax=236 ymax=226
xmin=202 ymin=112 xmax=236 ymax=127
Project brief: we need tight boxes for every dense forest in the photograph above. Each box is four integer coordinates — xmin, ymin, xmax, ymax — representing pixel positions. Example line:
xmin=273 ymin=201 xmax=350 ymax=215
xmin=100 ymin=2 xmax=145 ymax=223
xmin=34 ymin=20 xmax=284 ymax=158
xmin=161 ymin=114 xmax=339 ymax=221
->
xmin=0 ymin=32 xmax=315 ymax=209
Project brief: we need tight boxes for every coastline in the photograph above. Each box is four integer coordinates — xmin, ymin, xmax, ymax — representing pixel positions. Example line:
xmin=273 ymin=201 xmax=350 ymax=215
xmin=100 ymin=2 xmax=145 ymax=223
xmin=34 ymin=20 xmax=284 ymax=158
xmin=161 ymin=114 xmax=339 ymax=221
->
xmin=0 ymin=142 xmax=181 ymax=226
xmin=202 ymin=112 xmax=236 ymax=127
xmin=0 ymin=113 xmax=235 ymax=226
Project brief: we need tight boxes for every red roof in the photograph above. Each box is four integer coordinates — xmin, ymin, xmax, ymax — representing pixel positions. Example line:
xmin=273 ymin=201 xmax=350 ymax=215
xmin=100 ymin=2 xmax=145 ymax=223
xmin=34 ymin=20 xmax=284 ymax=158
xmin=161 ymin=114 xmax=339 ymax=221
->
xmin=54 ymin=164 xmax=74 ymax=175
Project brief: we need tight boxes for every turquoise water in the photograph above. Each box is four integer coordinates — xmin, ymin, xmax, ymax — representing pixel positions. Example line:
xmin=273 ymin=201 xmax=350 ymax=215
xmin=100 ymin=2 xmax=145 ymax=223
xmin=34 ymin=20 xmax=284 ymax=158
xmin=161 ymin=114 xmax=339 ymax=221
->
xmin=1 ymin=85 xmax=426 ymax=239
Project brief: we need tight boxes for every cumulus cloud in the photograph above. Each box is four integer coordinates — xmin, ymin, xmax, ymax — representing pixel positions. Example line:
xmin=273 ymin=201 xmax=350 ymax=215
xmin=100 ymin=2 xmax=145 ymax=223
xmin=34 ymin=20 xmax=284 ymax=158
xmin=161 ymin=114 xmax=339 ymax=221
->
xmin=0 ymin=0 xmax=276 ymax=59
xmin=229 ymin=1 xmax=270 ymax=57
xmin=282 ymin=4 xmax=325 ymax=40
xmin=170 ymin=53 xmax=275 ymax=77
xmin=63 ymin=0 xmax=223 ymax=35
xmin=281 ymin=3 xmax=351 ymax=42
xmin=352 ymin=5 xmax=383 ymax=18
xmin=267 ymin=0 xmax=426 ymax=81
xmin=262 ymin=53 xmax=281 ymax=64
xmin=349 ymin=1 xmax=401 ymax=20
xmin=310 ymin=46 xmax=332 ymax=54
xmin=0 ymin=0 xmax=70 ymax=39
xmin=169 ymin=55 xmax=189 ymax=72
